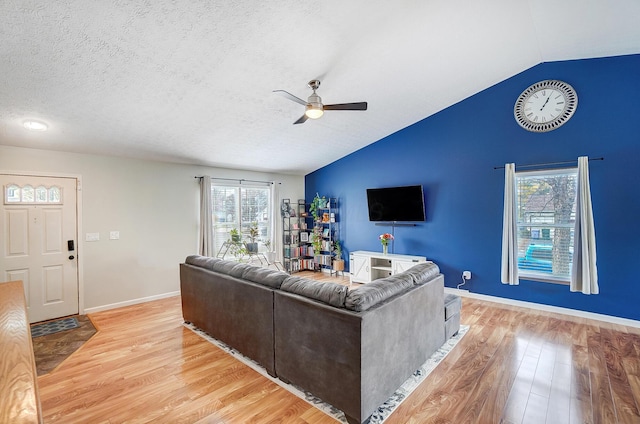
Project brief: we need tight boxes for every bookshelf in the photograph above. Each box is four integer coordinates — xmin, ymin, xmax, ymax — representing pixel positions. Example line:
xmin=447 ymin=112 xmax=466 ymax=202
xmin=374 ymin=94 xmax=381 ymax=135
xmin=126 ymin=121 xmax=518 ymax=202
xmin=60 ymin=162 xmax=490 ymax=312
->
xmin=281 ymin=197 xmax=340 ymax=274
xmin=281 ymin=199 xmax=315 ymax=273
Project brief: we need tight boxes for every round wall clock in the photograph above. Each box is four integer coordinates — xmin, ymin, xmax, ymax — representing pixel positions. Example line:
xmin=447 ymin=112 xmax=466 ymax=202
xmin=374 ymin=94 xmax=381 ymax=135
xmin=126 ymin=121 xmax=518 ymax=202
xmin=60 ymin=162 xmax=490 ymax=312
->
xmin=513 ymin=80 xmax=578 ymax=132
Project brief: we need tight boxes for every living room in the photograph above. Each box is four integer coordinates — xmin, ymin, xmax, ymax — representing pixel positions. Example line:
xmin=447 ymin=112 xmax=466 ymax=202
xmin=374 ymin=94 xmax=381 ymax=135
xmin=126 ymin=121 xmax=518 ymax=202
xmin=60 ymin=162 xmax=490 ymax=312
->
xmin=1 ymin=1 xmax=640 ymax=423
xmin=3 ymin=54 xmax=637 ymax=324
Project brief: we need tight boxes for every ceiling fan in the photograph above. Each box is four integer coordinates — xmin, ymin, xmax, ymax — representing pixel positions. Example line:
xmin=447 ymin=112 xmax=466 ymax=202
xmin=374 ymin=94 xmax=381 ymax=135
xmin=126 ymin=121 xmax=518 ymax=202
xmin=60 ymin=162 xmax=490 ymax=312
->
xmin=273 ymin=80 xmax=367 ymax=124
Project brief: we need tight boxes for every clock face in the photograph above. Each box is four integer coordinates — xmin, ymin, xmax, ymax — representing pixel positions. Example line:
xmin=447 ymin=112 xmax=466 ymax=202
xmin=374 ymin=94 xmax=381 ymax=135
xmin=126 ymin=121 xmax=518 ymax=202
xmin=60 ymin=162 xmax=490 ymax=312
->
xmin=514 ymin=80 xmax=578 ymax=132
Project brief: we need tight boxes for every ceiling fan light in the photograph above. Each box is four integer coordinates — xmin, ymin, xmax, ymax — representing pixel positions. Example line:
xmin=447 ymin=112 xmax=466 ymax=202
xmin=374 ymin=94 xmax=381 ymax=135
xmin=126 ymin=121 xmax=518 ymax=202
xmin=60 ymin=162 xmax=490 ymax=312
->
xmin=23 ymin=120 xmax=48 ymax=131
xmin=305 ymin=105 xmax=324 ymax=119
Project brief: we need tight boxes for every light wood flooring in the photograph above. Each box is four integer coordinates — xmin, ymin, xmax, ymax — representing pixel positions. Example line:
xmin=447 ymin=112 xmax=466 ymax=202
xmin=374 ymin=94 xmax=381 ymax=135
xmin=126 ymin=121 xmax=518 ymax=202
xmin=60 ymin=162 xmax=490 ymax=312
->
xmin=37 ymin=272 xmax=640 ymax=423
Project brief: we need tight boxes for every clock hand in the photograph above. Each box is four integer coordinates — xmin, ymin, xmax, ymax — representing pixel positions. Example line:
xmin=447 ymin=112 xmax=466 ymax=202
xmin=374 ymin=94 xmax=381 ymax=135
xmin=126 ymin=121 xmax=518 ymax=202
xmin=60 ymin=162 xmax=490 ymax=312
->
xmin=540 ymin=93 xmax=551 ymax=111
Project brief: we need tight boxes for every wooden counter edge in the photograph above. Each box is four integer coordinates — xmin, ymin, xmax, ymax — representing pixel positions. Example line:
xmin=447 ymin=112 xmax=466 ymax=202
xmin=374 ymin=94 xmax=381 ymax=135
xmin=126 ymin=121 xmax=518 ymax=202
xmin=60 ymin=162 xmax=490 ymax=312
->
xmin=0 ymin=280 xmax=43 ymax=424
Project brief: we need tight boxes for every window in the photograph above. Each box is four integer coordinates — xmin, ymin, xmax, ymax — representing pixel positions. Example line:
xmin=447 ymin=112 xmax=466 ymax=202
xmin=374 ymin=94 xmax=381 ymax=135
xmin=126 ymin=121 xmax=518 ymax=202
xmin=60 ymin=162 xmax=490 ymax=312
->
xmin=515 ymin=168 xmax=577 ymax=283
xmin=211 ymin=183 xmax=271 ymax=256
xmin=4 ymin=184 xmax=63 ymax=204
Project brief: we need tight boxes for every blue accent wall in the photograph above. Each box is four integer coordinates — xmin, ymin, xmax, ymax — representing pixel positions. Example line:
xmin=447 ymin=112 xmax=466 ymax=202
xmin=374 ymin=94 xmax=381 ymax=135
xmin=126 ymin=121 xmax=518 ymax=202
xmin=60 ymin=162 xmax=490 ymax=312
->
xmin=305 ymin=54 xmax=640 ymax=321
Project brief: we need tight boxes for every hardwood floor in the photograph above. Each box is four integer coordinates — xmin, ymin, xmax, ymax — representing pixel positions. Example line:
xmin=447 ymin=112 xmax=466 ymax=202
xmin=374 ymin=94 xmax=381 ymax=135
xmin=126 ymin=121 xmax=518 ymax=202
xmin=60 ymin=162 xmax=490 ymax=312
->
xmin=37 ymin=272 xmax=640 ymax=423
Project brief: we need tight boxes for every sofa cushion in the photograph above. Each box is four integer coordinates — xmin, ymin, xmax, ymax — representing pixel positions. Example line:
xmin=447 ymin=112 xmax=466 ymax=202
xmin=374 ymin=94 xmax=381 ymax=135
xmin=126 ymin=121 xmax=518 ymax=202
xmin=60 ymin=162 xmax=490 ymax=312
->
xmin=281 ymin=277 xmax=348 ymax=308
xmin=344 ymin=274 xmax=414 ymax=312
xmin=404 ymin=262 xmax=440 ymax=285
xmin=185 ymin=255 xmax=221 ymax=270
xmin=211 ymin=259 xmax=251 ymax=277
xmin=228 ymin=263 xmax=253 ymax=278
xmin=242 ymin=266 xmax=290 ymax=289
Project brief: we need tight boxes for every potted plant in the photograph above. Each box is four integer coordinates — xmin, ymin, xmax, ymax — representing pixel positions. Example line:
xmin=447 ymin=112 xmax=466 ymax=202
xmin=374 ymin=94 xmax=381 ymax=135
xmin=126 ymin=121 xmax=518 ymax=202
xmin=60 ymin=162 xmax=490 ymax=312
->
xmin=263 ymin=239 xmax=276 ymax=263
xmin=309 ymin=193 xmax=326 ymax=222
xmin=333 ymin=239 xmax=345 ymax=272
xmin=228 ymin=241 xmax=247 ymax=259
xmin=230 ymin=228 xmax=241 ymax=243
xmin=246 ymin=222 xmax=259 ymax=253
xmin=311 ymin=226 xmax=323 ymax=255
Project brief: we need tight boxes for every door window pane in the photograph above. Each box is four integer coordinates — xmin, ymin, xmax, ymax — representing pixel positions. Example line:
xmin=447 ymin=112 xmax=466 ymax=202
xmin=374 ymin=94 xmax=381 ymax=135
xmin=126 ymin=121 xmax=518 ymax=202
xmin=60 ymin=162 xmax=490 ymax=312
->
xmin=5 ymin=185 xmax=20 ymax=203
xmin=4 ymin=184 xmax=63 ymax=204
xmin=49 ymin=186 xmax=61 ymax=203
xmin=36 ymin=186 xmax=47 ymax=202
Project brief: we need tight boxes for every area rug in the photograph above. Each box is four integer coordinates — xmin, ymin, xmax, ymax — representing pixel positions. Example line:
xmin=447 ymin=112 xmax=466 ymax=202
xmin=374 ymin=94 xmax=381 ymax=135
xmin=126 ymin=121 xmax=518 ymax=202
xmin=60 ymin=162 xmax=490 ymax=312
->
xmin=31 ymin=315 xmax=97 ymax=375
xmin=31 ymin=316 xmax=79 ymax=337
xmin=185 ymin=323 xmax=469 ymax=423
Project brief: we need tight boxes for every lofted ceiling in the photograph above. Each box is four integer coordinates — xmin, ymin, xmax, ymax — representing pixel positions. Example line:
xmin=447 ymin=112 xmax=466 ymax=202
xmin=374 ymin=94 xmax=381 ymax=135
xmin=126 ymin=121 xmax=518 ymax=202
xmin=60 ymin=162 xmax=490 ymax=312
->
xmin=1 ymin=1 xmax=639 ymax=175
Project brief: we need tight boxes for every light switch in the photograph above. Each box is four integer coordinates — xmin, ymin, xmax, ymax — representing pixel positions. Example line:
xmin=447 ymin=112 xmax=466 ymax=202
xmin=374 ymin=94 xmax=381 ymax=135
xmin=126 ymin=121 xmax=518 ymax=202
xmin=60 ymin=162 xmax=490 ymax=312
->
xmin=86 ymin=232 xmax=100 ymax=242
xmin=110 ymin=231 xmax=120 ymax=240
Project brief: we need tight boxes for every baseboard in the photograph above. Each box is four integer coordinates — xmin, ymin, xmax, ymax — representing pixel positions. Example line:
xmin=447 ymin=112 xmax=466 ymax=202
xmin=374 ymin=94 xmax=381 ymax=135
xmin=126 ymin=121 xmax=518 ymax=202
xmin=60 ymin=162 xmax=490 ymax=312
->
xmin=83 ymin=291 xmax=180 ymax=315
xmin=444 ymin=288 xmax=469 ymax=296
xmin=445 ymin=287 xmax=640 ymax=329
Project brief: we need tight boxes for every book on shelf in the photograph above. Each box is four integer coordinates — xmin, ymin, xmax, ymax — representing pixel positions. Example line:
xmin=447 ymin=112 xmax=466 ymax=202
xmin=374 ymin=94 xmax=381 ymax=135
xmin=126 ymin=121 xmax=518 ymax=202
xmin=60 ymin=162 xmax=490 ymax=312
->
xmin=284 ymin=247 xmax=302 ymax=258
xmin=301 ymin=245 xmax=314 ymax=257
xmin=300 ymin=259 xmax=315 ymax=270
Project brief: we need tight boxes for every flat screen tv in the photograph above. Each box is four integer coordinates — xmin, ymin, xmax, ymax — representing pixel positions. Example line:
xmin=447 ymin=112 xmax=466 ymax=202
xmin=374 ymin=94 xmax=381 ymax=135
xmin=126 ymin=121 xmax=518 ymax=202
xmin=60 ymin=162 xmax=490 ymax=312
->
xmin=366 ymin=185 xmax=426 ymax=222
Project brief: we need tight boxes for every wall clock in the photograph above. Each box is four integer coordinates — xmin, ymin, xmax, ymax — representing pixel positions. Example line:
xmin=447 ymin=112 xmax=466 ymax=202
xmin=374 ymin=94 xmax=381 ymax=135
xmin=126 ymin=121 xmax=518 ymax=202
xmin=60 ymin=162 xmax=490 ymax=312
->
xmin=514 ymin=80 xmax=578 ymax=132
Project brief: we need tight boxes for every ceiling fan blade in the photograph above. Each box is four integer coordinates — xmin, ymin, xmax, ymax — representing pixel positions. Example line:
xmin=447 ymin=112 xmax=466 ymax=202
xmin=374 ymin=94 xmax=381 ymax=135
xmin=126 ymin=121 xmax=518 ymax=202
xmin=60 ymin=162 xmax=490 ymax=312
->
xmin=323 ymin=102 xmax=368 ymax=111
xmin=293 ymin=114 xmax=308 ymax=125
xmin=273 ymin=90 xmax=308 ymax=106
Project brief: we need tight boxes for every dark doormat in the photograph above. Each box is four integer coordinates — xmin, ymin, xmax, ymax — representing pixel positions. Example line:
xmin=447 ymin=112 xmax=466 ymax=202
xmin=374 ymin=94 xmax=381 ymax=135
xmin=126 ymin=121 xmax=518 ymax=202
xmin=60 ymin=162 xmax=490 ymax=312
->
xmin=31 ymin=315 xmax=97 ymax=376
xmin=31 ymin=316 xmax=79 ymax=337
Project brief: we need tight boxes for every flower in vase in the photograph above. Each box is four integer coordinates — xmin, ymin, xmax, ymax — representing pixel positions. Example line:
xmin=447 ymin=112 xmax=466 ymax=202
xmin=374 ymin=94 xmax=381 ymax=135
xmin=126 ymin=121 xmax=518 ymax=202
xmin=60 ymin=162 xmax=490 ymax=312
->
xmin=379 ymin=233 xmax=394 ymax=246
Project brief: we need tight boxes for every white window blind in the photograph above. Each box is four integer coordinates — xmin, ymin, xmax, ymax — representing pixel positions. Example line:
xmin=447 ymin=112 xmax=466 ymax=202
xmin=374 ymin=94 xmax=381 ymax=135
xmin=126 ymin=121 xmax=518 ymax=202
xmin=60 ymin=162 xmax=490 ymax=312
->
xmin=515 ymin=168 xmax=577 ymax=283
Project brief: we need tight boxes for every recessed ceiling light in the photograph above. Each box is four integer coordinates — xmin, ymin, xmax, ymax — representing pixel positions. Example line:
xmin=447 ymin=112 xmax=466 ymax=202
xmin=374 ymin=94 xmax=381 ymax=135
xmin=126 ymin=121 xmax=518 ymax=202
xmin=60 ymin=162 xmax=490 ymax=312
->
xmin=23 ymin=120 xmax=48 ymax=131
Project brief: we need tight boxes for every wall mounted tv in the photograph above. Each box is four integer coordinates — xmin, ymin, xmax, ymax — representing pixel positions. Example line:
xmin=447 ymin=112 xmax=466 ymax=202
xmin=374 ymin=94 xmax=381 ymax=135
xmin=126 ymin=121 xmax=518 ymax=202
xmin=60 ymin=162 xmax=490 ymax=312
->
xmin=366 ymin=185 xmax=426 ymax=222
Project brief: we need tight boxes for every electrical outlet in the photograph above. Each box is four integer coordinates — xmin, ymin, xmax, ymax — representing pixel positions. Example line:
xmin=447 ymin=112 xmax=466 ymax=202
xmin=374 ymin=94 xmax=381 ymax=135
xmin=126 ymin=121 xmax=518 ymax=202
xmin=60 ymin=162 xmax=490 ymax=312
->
xmin=462 ymin=271 xmax=471 ymax=280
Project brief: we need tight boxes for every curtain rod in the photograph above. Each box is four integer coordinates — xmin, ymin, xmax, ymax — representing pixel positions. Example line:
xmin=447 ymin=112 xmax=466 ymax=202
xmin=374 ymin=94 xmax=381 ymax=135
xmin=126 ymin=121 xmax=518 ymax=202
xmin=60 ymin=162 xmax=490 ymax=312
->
xmin=194 ymin=176 xmax=276 ymax=185
xmin=493 ymin=157 xmax=604 ymax=170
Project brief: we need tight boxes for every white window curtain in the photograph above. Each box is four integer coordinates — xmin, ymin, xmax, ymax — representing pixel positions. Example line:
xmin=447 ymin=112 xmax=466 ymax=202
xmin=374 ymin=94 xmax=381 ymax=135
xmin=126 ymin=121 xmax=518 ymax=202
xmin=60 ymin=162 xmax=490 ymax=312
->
xmin=501 ymin=163 xmax=519 ymax=285
xmin=270 ymin=183 xmax=282 ymax=263
xmin=571 ymin=156 xmax=599 ymax=294
xmin=199 ymin=176 xmax=214 ymax=256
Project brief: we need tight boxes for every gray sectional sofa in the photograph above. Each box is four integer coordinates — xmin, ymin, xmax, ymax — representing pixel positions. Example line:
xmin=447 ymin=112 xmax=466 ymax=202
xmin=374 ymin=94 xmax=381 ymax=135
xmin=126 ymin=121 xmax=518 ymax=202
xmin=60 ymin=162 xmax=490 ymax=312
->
xmin=180 ymin=255 xmax=455 ymax=424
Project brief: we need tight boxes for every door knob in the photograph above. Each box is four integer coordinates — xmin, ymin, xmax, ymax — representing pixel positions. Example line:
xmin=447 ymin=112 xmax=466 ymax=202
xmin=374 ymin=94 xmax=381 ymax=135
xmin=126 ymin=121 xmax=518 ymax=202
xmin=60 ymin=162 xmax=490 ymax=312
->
xmin=69 ymin=255 xmax=75 ymax=260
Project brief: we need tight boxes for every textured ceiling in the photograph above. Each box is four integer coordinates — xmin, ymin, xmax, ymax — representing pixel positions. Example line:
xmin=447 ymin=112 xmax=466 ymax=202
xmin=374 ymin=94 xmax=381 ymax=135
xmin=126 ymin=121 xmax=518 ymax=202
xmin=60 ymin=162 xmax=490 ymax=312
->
xmin=1 ymin=0 xmax=639 ymax=175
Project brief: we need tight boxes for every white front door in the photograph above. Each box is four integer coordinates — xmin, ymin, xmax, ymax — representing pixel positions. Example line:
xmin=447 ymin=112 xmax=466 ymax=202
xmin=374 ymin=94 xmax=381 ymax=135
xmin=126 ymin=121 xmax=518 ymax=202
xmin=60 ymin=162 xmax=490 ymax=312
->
xmin=0 ymin=175 xmax=79 ymax=323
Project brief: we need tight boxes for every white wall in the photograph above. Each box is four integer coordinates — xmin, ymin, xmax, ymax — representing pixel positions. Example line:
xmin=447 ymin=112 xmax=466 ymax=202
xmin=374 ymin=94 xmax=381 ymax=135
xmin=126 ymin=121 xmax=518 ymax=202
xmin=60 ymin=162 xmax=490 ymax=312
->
xmin=0 ymin=145 xmax=304 ymax=311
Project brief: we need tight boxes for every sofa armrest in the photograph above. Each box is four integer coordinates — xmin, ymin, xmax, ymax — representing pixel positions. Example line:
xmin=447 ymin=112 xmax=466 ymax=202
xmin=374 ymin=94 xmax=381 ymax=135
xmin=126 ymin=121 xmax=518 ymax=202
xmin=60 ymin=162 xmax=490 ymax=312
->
xmin=180 ymin=263 xmax=277 ymax=376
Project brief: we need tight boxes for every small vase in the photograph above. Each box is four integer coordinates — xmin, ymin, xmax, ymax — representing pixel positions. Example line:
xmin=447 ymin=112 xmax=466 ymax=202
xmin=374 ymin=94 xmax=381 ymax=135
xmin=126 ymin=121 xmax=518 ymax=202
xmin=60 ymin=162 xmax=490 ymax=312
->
xmin=382 ymin=244 xmax=388 ymax=255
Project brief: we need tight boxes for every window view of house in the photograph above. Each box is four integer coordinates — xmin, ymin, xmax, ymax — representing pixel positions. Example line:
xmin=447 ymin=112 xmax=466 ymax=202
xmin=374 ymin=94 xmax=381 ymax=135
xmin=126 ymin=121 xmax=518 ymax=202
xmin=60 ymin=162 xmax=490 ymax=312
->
xmin=515 ymin=168 xmax=577 ymax=282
